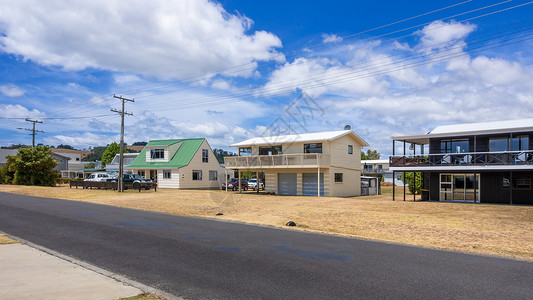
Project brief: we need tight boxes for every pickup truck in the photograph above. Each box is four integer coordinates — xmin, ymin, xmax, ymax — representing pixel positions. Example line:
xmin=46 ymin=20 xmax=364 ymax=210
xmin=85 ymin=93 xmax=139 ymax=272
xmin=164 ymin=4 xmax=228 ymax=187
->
xmin=222 ymin=178 xmax=248 ymax=191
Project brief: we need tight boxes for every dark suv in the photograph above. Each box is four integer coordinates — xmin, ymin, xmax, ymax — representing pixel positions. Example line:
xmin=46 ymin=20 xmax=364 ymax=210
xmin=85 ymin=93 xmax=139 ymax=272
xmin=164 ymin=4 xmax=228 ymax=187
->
xmin=221 ymin=178 xmax=248 ymax=191
xmin=108 ymin=174 xmax=153 ymax=190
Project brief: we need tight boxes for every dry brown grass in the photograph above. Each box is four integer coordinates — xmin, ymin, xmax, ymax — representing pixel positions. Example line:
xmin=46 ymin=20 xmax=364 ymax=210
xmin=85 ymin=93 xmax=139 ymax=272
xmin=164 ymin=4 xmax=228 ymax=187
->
xmin=0 ymin=233 xmax=19 ymax=244
xmin=1 ymin=184 xmax=532 ymax=260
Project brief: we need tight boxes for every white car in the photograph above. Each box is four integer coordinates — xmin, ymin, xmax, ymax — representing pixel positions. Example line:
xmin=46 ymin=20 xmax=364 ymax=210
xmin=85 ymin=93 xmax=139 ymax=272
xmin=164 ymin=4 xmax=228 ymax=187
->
xmin=248 ymin=179 xmax=264 ymax=190
xmin=84 ymin=172 xmax=112 ymax=182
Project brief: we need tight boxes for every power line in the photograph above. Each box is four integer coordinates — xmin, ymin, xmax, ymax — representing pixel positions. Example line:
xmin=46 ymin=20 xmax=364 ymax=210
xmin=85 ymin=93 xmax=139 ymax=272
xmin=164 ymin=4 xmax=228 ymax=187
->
xmin=111 ymin=95 xmax=134 ymax=193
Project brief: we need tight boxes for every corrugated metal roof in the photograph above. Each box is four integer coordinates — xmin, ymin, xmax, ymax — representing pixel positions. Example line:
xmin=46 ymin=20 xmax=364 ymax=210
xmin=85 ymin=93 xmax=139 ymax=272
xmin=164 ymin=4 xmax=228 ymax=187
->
xmin=230 ymin=130 xmax=369 ymax=147
xmin=362 ymin=159 xmax=389 ymax=164
xmin=430 ymin=118 xmax=533 ymax=134
xmin=127 ymin=138 xmax=204 ymax=169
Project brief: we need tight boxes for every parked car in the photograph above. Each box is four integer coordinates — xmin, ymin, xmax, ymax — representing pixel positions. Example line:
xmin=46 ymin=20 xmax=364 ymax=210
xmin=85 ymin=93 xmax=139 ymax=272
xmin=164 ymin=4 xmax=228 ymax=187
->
xmin=84 ymin=172 xmax=112 ymax=182
xmin=248 ymin=179 xmax=264 ymax=191
xmin=222 ymin=178 xmax=248 ymax=191
xmin=108 ymin=173 xmax=153 ymax=190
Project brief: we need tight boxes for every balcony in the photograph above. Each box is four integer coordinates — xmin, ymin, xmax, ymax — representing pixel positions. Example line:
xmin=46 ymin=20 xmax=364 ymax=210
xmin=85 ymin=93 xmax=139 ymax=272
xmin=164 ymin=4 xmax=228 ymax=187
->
xmin=224 ymin=153 xmax=330 ymax=169
xmin=390 ymin=150 xmax=533 ymax=168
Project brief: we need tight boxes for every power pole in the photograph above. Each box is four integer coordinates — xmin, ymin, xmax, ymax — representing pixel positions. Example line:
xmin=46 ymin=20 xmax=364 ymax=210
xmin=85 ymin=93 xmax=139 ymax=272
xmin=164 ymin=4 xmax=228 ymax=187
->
xmin=17 ymin=118 xmax=44 ymax=148
xmin=112 ymin=95 xmax=134 ymax=192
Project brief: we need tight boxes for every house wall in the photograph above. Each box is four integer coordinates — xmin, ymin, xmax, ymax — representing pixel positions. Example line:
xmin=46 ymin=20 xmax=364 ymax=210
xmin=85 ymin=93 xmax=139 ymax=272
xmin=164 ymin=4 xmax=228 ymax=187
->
xmin=480 ymin=171 xmax=533 ymax=205
xmin=330 ymin=134 xmax=360 ymax=170
xmin=156 ymin=169 xmax=180 ymax=188
xmin=145 ymin=146 xmax=170 ymax=163
xmin=263 ymin=168 xmax=330 ymax=196
xmin=328 ymin=167 xmax=361 ymax=197
xmin=176 ymin=139 xmax=224 ymax=189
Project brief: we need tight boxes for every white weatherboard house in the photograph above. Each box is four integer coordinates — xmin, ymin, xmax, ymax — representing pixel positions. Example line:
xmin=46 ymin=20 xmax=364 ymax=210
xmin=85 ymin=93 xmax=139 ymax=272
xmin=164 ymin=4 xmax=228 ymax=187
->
xmin=126 ymin=138 xmax=225 ymax=189
xmin=225 ymin=130 xmax=369 ymax=197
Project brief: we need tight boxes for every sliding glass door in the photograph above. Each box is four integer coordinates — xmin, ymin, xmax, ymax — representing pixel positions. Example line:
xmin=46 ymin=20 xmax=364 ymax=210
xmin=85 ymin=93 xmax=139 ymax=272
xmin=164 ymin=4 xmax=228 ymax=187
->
xmin=440 ymin=173 xmax=480 ymax=202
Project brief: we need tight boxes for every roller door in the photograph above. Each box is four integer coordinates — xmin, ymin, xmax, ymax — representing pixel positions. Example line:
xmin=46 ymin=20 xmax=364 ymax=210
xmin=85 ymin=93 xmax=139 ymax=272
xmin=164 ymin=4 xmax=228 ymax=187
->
xmin=278 ymin=173 xmax=297 ymax=195
xmin=303 ymin=173 xmax=324 ymax=196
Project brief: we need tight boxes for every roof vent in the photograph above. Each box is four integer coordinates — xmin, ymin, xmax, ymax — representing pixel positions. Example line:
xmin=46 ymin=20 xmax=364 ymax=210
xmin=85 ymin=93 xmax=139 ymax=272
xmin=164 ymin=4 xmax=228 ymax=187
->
xmin=344 ymin=125 xmax=351 ymax=130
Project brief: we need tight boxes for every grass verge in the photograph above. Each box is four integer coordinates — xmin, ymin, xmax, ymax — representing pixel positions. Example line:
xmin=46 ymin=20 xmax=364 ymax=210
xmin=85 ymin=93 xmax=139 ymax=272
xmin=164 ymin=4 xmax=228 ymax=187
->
xmin=0 ymin=233 xmax=19 ymax=245
xmin=0 ymin=184 xmax=531 ymax=260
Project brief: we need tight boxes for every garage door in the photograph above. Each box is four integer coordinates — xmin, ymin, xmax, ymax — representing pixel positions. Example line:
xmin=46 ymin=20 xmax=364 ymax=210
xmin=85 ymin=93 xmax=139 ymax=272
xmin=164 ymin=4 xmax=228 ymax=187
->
xmin=303 ymin=173 xmax=324 ymax=196
xmin=278 ymin=173 xmax=297 ymax=195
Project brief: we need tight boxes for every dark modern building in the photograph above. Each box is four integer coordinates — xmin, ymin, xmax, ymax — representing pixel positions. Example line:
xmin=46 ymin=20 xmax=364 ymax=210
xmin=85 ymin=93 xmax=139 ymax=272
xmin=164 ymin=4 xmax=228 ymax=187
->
xmin=390 ymin=118 xmax=533 ymax=204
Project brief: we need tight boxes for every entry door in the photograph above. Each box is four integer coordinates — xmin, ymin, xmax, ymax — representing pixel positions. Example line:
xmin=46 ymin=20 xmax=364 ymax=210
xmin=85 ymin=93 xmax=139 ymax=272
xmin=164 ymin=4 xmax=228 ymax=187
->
xmin=303 ymin=173 xmax=324 ymax=196
xmin=278 ymin=173 xmax=297 ymax=195
xmin=150 ymin=170 xmax=158 ymax=181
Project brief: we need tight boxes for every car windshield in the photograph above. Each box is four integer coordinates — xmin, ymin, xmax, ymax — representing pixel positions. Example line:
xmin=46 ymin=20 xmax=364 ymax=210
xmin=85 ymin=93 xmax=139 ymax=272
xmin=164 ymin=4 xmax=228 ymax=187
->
xmin=131 ymin=174 xmax=142 ymax=180
xmin=249 ymin=179 xmax=256 ymax=182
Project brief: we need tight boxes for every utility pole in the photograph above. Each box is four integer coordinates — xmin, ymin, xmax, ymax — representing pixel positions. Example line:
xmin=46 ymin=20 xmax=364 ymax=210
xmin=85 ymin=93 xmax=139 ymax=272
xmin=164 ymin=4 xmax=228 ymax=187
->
xmin=17 ymin=118 xmax=43 ymax=148
xmin=112 ymin=95 xmax=134 ymax=192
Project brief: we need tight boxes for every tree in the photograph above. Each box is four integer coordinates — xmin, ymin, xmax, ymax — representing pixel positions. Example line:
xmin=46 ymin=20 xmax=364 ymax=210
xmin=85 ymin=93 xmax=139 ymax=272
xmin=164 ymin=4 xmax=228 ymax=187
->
xmin=132 ymin=141 xmax=147 ymax=146
xmin=403 ymin=172 xmax=422 ymax=195
xmin=57 ymin=144 xmax=75 ymax=150
xmin=361 ymin=149 xmax=381 ymax=160
xmin=84 ymin=162 xmax=95 ymax=169
xmin=101 ymin=142 xmax=128 ymax=167
xmin=212 ymin=148 xmax=237 ymax=164
xmin=85 ymin=146 xmax=107 ymax=162
xmin=0 ymin=146 xmax=60 ymax=186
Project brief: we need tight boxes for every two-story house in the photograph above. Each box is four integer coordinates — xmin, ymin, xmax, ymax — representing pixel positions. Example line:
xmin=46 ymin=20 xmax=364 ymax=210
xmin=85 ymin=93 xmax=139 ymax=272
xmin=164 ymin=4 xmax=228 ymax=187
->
xmin=225 ymin=130 xmax=369 ymax=197
xmin=126 ymin=138 xmax=225 ymax=189
xmin=390 ymin=118 xmax=533 ymax=204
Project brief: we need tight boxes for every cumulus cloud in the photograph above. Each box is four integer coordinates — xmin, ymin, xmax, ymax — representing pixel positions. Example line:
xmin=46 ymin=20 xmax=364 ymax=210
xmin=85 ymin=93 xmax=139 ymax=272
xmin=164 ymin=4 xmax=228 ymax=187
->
xmin=322 ymin=33 xmax=343 ymax=43
xmin=0 ymin=0 xmax=283 ymax=80
xmin=43 ymin=132 xmax=118 ymax=148
xmin=0 ymin=84 xmax=25 ymax=97
xmin=416 ymin=20 xmax=476 ymax=54
xmin=0 ymin=104 xmax=45 ymax=119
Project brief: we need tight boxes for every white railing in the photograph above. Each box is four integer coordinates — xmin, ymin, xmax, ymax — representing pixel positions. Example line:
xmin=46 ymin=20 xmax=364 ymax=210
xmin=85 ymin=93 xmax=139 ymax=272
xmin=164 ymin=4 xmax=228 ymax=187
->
xmin=224 ymin=153 xmax=330 ymax=169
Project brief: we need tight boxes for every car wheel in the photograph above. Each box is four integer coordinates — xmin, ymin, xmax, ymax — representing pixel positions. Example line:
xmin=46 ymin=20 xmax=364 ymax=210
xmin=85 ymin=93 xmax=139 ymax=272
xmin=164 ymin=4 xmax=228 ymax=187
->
xmin=244 ymin=186 xmax=248 ymax=191
xmin=232 ymin=187 xmax=236 ymax=191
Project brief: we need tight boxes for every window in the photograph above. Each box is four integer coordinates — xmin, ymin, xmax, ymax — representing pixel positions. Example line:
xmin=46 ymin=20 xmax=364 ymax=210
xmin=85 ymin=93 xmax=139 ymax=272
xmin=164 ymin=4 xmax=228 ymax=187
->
xmin=515 ymin=176 xmax=531 ymax=189
xmin=192 ymin=170 xmax=202 ymax=180
xmin=348 ymin=145 xmax=353 ymax=154
xmin=138 ymin=170 xmax=145 ymax=177
xmin=334 ymin=173 xmax=343 ymax=183
xmin=209 ymin=170 xmax=218 ymax=181
xmin=377 ymin=164 xmax=383 ymax=170
xmin=441 ymin=139 xmax=469 ymax=153
xmin=239 ymin=147 xmax=252 ymax=156
xmin=511 ymin=135 xmax=529 ymax=151
xmin=150 ymin=149 xmax=165 ymax=159
xmin=304 ymin=143 xmax=322 ymax=153
xmin=163 ymin=170 xmax=171 ymax=179
xmin=202 ymin=149 xmax=208 ymax=163
xmin=259 ymin=145 xmax=282 ymax=155
xmin=76 ymin=158 xmax=80 ymax=161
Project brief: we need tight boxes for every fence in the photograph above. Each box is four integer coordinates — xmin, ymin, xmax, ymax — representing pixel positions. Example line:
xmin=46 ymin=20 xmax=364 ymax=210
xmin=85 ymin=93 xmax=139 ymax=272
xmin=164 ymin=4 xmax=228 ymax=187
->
xmin=69 ymin=180 xmax=157 ymax=192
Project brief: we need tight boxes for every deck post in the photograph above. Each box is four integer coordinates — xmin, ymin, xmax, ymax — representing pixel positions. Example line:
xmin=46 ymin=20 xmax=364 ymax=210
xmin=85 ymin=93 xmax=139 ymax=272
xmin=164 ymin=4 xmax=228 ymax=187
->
xmin=256 ymin=171 xmax=259 ymax=194
xmin=403 ymin=171 xmax=406 ymax=201
xmin=238 ymin=170 xmax=242 ymax=193
xmin=392 ymin=171 xmax=395 ymax=201
xmin=413 ymin=171 xmax=416 ymax=201
xmin=393 ymin=140 xmax=395 ymax=156
xmin=510 ymin=171 xmax=513 ymax=205
xmin=225 ymin=168 xmax=228 ymax=193
xmin=474 ymin=172 xmax=477 ymax=202
xmin=317 ymin=166 xmax=321 ymax=197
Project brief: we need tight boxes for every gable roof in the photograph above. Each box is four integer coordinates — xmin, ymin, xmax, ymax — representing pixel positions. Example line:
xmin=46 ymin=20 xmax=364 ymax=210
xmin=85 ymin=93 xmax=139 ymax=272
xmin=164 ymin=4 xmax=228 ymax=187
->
xmin=392 ymin=118 xmax=533 ymax=144
xmin=230 ymin=130 xmax=369 ymax=147
xmin=126 ymin=138 xmax=205 ymax=169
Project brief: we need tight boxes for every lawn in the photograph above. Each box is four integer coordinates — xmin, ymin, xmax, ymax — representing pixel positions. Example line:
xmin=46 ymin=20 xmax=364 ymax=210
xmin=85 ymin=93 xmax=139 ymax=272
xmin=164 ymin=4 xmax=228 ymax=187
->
xmin=0 ymin=184 xmax=531 ymax=260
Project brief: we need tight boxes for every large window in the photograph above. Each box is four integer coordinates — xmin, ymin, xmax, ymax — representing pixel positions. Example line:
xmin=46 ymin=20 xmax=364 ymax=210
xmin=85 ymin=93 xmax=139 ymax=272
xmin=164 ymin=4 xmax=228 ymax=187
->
xmin=239 ymin=147 xmax=252 ymax=156
xmin=192 ymin=170 xmax=202 ymax=181
xmin=150 ymin=148 xmax=165 ymax=159
xmin=304 ymin=143 xmax=322 ymax=153
xmin=440 ymin=173 xmax=479 ymax=202
xmin=441 ymin=139 xmax=469 ymax=153
xmin=259 ymin=145 xmax=282 ymax=155
xmin=163 ymin=170 xmax=171 ymax=179
xmin=209 ymin=170 xmax=218 ymax=181
xmin=202 ymin=149 xmax=208 ymax=163
xmin=490 ymin=135 xmax=529 ymax=152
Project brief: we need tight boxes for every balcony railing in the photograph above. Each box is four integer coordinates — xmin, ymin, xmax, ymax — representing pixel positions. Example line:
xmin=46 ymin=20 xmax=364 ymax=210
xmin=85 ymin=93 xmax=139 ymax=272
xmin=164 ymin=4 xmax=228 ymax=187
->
xmin=390 ymin=150 xmax=533 ymax=167
xmin=362 ymin=168 xmax=389 ymax=174
xmin=224 ymin=153 xmax=330 ymax=169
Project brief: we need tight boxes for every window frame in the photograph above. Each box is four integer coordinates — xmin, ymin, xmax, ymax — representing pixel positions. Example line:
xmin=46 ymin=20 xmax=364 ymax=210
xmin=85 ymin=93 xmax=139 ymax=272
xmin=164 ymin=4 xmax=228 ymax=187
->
xmin=334 ymin=173 xmax=343 ymax=183
xmin=163 ymin=170 xmax=171 ymax=179
xmin=192 ymin=170 xmax=202 ymax=181
xmin=304 ymin=143 xmax=323 ymax=154
xmin=150 ymin=148 xmax=165 ymax=159
xmin=348 ymin=145 xmax=353 ymax=155
xmin=239 ymin=147 xmax=252 ymax=156
xmin=202 ymin=149 xmax=208 ymax=163
xmin=209 ymin=170 xmax=218 ymax=181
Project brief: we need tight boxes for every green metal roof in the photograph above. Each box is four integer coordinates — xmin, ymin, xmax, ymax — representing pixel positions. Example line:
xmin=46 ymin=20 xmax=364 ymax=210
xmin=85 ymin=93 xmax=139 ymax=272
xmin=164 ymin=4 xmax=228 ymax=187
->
xmin=126 ymin=138 xmax=205 ymax=169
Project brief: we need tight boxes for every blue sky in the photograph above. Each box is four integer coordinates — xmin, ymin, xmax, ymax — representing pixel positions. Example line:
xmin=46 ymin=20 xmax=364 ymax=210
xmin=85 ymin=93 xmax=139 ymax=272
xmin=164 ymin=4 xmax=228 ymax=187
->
xmin=1 ymin=0 xmax=532 ymax=156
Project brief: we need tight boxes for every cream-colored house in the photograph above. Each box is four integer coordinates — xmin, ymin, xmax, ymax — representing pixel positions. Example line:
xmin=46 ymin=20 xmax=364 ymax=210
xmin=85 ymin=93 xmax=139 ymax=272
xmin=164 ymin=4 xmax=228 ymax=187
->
xmin=126 ymin=138 xmax=225 ymax=189
xmin=225 ymin=130 xmax=369 ymax=197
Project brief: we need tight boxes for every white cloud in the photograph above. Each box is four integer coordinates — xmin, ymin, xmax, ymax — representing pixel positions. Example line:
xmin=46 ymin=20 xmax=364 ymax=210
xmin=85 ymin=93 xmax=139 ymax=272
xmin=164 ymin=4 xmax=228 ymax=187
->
xmin=417 ymin=20 xmax=476 ymax=54
xmin=322 ymin=33 xmax=343 ymax=43
xmin=43 ymin=132 xmax=118 ymax=148
xmin=0 ymin=84 xmax=25 ymax=97
xmin=0 ymin=104 xmax=45 ymax=119
xmin=0 ymin=0 xmax=283 ymax=80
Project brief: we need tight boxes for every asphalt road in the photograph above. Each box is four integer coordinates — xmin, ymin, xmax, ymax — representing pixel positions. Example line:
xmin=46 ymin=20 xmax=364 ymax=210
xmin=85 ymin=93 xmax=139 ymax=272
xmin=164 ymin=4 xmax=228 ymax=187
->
xmin=0 ymin=192 xmax=531 ymax=299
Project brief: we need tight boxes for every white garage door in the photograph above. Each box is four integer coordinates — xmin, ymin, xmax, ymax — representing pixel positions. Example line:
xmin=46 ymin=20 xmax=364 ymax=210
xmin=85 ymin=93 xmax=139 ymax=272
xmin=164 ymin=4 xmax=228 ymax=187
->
xmin=278 ymin=173 xmax=297 ymax=195
xmin=303 ymin=173 xmax=324 ymax=196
